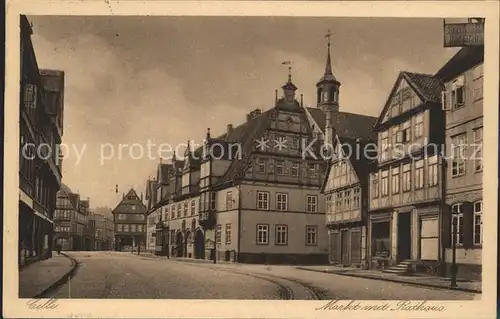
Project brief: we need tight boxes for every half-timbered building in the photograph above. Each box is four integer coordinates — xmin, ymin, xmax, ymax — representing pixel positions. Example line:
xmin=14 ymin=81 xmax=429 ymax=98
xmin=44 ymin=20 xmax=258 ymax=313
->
xmin=368 ymin=71 xmax=445 ymax=273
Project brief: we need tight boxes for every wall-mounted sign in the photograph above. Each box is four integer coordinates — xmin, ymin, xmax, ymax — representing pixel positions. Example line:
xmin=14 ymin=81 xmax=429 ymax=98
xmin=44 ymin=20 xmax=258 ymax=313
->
xmin=444 ymin=22 xmax=484 ymax=47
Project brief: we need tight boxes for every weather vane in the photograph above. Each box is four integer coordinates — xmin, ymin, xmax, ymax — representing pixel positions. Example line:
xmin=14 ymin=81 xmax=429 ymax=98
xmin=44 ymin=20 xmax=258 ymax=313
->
xmin=281 ymin=60 xmax=293 ymax=81
xmin=325 ymin=29 xmax=332 ymax=48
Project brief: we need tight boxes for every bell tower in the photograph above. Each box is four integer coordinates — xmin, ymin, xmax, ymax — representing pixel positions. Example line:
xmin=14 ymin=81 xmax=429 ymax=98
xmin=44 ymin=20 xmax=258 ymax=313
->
xmin=316 ymin=29 xmax=340 ymax=113
xmin=317 ymin=29 xmax=340 ymax=148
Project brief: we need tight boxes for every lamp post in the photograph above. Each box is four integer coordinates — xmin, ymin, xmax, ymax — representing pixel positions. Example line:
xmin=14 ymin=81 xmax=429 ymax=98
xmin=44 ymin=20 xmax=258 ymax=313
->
xmin=450 ymin=215 xmax=458 ymax=288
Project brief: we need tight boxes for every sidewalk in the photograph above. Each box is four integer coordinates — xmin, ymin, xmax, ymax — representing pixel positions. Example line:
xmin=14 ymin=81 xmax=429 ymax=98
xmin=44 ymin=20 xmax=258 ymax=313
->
xmin=19 ymin=251 xmax=77 ymax=298
xmin=296 ymin=266 xmax=482 ymax=293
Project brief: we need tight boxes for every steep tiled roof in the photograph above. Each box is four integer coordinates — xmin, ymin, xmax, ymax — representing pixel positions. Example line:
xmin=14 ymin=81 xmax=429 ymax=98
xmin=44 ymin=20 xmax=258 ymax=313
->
xmin=435 ymin=46 xmax=484 ymax=82
xmin=157 ymin=163 xmax=173 ymax=184
xmin=307 ymin=108 xmax=377 ymax=142
xmin=112 ymin=188 xmax=147 ymax=215
xmin=403 ymin=72 xmax=443 ymax=103
xmin=216 ymin=108 xmax=273 ymax=185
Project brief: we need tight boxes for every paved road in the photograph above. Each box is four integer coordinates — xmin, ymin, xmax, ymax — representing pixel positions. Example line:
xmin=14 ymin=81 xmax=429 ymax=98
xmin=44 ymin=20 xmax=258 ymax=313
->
xmin=52 ymin=252 xmax=478 ymax=300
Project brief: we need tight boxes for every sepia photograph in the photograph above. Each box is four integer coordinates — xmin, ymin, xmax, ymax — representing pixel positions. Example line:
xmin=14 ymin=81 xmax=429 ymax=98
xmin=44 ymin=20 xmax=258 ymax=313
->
xmin=4 ymin=1 xmax=499 ymax=318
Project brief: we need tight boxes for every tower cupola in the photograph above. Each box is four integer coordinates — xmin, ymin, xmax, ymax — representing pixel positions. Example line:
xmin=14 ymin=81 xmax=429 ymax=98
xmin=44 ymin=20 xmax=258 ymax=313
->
xmin=316 ymin=29 xmax=340 ymax=113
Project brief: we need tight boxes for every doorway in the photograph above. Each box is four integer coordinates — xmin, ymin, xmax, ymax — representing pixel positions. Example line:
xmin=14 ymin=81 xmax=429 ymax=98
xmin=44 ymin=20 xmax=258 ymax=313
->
xmin=397 ymin=212 xmax=412 ymax=261
xmin=341 ymin=230 xmax=350 ymax=265
xmin=175 ymin=232 xmax=183 ymax=257
xmin=194 ymin=229 xmax=205 ymax=259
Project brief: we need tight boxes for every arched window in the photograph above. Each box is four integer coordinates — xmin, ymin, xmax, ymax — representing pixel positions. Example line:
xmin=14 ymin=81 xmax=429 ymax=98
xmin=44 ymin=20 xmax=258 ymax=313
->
xmin=317 ymin=88 xmax=323 ymax=104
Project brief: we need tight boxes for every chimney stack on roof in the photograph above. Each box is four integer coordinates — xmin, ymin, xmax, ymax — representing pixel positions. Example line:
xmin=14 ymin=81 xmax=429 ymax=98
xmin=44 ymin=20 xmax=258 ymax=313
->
xmin=246 ymin=109 xmax=262 ymax=122
xmin=227 ymin=124 xmax=233 ymax=136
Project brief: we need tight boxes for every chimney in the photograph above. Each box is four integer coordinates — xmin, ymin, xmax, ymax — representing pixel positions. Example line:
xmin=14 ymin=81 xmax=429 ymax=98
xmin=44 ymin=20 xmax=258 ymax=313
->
xmin=141 ymin=192 xmax=143 ymax=202
xmin=227 ymin=124 xmax=233 ymax=136
xmin=246 ymin=109 xmax=262 ymax=122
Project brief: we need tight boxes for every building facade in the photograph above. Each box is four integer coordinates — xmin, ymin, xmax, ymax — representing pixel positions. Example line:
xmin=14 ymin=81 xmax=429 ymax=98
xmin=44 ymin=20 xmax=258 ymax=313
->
xmin=19 ymin=15 xmax=65 ymax=266
xmin=53 ymin=184 xmax=90 ymax=251
xmin=112 ymin=189 xmax=147 ymax=251
xmin=368 ymin=71 xmax=445 ymax=273
xmin=90 ymin=213 xmax=115 ymax=250
xmin=437 ymin=46 xmax=484 ymax=280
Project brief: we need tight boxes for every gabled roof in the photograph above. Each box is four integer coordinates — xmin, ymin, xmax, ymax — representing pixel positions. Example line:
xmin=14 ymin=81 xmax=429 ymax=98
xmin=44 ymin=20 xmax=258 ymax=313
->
xmin=435 ymin=46 xmax=484 ymax=82
xmin=112 ymin=188 xmax=147 ymax=215
xmin=321 ymin=136 xmax=377 ymax=193
xmin=373 ymin=71 xmax=444 ymax=129
xmin=307 ymin=108 xmax=377 ymax=142
xmin=215 ymin=108 xmax=273 ymax=185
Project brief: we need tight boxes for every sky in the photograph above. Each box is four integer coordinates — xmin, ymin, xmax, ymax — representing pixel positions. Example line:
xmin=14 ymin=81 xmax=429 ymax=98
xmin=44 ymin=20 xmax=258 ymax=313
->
xmin=28 ymin=16 xmax=459 ymax=209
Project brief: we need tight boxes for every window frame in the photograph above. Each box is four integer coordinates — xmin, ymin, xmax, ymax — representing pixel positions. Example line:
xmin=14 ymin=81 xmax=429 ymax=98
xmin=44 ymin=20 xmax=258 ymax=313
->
xmin=225 ymin=223 xmax=232 ymax=244
xmin=276 ymin=192 xmax=288 ymax=211
xmin=451 ymin=75 xmax=465 ymax=110
xmin=257 ymin=191 xmax=270 ymax=210
xmin=473 ymin=127 xmax=483 ymax=172
xmin=415 ymin=160 xmax=424 ymax=190
xmin=306 ymin=195 xmax=318 ymax=213
xmin=451 ymin=203 xmax=464 ymax=246
xmin=451 ymin=133 xmax=467 ymax=177
xmin=256 ymin=224 xmax=269 ymax=245
xmin=473 ymin=200 xmax=483 ymax=246
xmin=275 ymin=224 xmax=288 ymax=245
xmin=391 ymin=166 xmax=400 ymax=194
xmin=306 ymin=225 xmax=318 ymax=246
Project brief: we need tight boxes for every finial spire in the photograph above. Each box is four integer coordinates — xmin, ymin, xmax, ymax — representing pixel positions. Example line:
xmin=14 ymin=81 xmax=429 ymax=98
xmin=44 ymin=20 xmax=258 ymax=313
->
xmin=206 ymin=128 xmax=211 ymax=139
xmin=288 ymin=66 xmax=292 ymax=83
xmin=324 ymin=29 xmax=333 ymax=75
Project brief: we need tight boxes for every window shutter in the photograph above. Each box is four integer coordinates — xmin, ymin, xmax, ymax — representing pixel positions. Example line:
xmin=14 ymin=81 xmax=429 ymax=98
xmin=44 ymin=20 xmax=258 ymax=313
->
xmin=442 ymin=205 xmax=452 ymax=249
xmin=462 ymin=202 xmax=474 ymax=248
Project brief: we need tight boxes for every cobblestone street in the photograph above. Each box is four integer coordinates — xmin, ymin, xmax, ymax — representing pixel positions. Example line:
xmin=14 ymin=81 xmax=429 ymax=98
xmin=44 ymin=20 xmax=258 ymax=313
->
xmin=47 ymin=252 xmax=479 ymax=300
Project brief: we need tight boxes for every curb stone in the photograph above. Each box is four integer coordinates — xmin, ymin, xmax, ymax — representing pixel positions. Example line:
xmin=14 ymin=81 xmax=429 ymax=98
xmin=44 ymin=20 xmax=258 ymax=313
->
xmin=33 ymin=253 xmax=79 ymax=298
xmin=296 ymin=267 xmax=482 ymax=294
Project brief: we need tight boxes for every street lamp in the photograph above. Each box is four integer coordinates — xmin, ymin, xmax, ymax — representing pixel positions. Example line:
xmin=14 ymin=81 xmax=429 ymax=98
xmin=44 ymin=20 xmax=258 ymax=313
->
xmin=450 ymin=214 xmax=458 ymax=288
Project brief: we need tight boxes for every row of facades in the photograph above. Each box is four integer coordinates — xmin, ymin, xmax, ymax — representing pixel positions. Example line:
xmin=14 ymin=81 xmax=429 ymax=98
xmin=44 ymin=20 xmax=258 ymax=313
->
xmin=111 ymin=41 xmax=483 ymax=280
xmin=54 ymin=184 xmax=115 ymax=251
xmin=18 ymin=15 xmax=65 ymax=267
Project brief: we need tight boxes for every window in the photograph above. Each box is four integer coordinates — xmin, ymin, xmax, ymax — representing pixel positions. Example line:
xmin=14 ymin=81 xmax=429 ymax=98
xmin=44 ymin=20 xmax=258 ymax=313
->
xmin=226 ymin=191 xmax=233 ymax=210
xmin=138 ymin=224 xmax=143 ymax=232
xmin=276 ymin=160 xmax=285 ymax=175
xmin=275 ymin=225 xmax=288 ymax=245
xmin=392 ymin=167 xmax=400 ymax=194
xmin=117 ymin=224 xmax=123 ymax=232
xmin=177 ymin=204 xmax=182 ymax=217
xmin=415 ymin=160 xmax=424 ymax=189
xmin=306 ymin=195 xmax=318 ymax=213
xmin=474 ymin=127 xmax=483 ymax=172
xmin=190 ymin=200 xmax=196 ymax=215
xmin=171 ymin=205 xmax=176 ymax=219
xmin=118 ymin=214 xmax=126 ymax=220
xmin=290 ymin=162 xmax=299 ymax=176
xmin=257 ymin=159 xmax=266 ymax=173
xmin=183 ymin=202 xmax=188 ymax=217
xmin=452 ymin=134 xmax=467 ymax=177
xmin=353 ymin=188 xmax=360 ymax=208
xmin=210 ymin=192 xmax=216 ymax=210
xmin=428 ymin=156 xmax=439 ymax=186
xmin=336 ymin=192 xmax=343 ymax=211
xmin=131 ymin=205 xmax=136 ymax=211
xmin=276 ymin=193 xmax=288 ymax=211
xmin=215 ymin=224 xmax=222 ymax=244
xmin=131 ymin=224 xmax=137 ymax=232
xmin=381 ymin=170 xmax=389 ymax=197
xmin=403 ymin=163 xmax=412 ymax=192
xmin=414 ymin=113 xmax=424 ymax=139
xmin=401 ymin=120 xmax=411 ymax=143
xmin=344 ymin=189 xmax=351 ymax=209
xmin=292 ymin=137 xmax=300 ymax=149
xmin=326 ymin=195 xmax=333 ymax=213
xmin=474 ymin=200 xmax=483 ymax=245
xmin=451 ymin=75 xmax=465 ymax=110
xmin=306 ymin=226 xmax=318 ymax=246
xmin=257 ymin=191 xmax=270 ymax=210
xmin=225 ymin=224 xmax=232 ymax=244
xmin=123 ymin=224 xmax=130 ymax=232
xmin=380 ymin=131 xmax=389 ymax=161
xmin=451 ymin=204 xmax=464 ymax=245
xmin=24 ymin=84 xmax=37 ymax=109
xmin=308 ymin=163 xmax=318 ymax=178
xmin=372 ymin=173 xmax=379 ymax=198
xmin=392 ymin=126 xmax=401 ymax=146
xmin=256 ymin=224 xmax=269 ymax=245
xmin=472 ymin=64 xmax=483 ymax=101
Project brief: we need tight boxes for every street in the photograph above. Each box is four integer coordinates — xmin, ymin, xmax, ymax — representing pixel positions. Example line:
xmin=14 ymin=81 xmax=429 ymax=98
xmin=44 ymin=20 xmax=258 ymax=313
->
xmin=50 ymin=252 xmax=479 ymax=300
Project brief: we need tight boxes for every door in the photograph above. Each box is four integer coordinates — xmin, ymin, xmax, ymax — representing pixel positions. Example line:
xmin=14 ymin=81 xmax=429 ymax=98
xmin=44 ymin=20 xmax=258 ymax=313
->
xmin=341 ymin=230 xmax=350 ymax=265
xmin=194 ymin=229 xmax=205 ymax=259
xmin=397 ymin=212 xmax=412 ymax=261
xmin=329 ymin=232 xmax=340 ymax=263
xmin=350 ymin=230 xmax=362 ymax=264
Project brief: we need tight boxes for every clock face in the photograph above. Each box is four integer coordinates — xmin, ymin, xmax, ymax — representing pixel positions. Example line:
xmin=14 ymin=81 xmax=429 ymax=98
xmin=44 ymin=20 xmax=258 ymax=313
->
xmin=286 ymin=117 xmax=294 ymax=127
